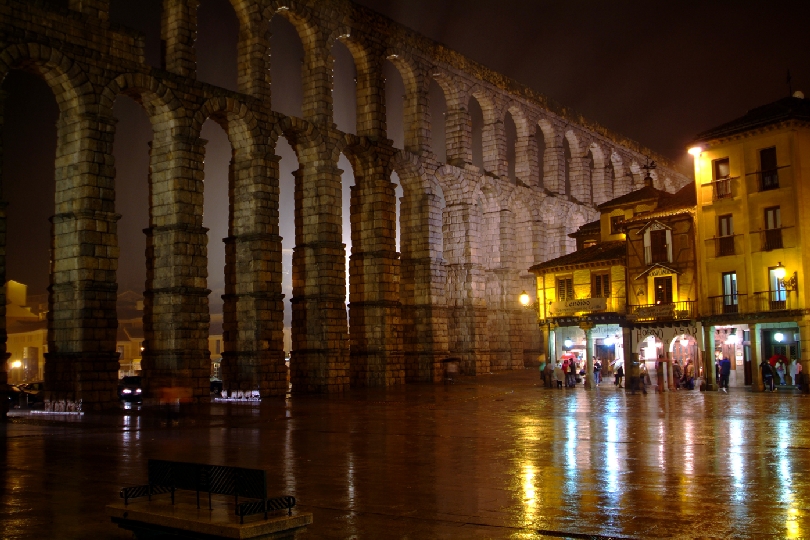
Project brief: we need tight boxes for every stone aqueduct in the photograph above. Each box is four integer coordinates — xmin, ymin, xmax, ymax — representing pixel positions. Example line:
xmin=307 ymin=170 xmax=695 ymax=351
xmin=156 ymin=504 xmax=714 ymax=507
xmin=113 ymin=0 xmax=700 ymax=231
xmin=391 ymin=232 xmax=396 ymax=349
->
xmin=0 ymin=0 xmax=689 ymax=409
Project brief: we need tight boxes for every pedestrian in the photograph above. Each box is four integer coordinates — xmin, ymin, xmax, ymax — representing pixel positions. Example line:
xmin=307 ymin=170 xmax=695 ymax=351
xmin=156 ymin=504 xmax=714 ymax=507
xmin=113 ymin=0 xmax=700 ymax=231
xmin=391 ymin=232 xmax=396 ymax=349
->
xmin=719 ymin=356 xmax=731 ymax=393
xmin=638 ymin=363 xmax=648 ymax=394
xmin=616 ymin=363 xmax=624 ymax=388
xmin=567 ymin=359 xmax=577 ymax=388
xmin=554 ymin=362 xmax=564 ymax=388
xmin=594 ymin=359 xmax=602 ymax=386
xmin=543 ymin=361 xmax=554 ymax=388
xmin=672 ymin=360 xmax=683 ymax=390
xmin=760 ymin=358 xmax=776 ymax=392
xmin=775 ymin=359 xmax=786 ymax=385
xmin=684 ymin=360 xmax=695 ymax=390
xmin=789 ymin=358 xmax=798 ymax=386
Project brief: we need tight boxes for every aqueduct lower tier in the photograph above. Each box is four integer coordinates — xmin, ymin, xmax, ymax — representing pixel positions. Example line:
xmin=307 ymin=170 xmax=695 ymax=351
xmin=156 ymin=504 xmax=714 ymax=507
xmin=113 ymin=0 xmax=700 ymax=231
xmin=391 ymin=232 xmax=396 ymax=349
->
xmin=0 ymin=0 xmax=690 ymax=409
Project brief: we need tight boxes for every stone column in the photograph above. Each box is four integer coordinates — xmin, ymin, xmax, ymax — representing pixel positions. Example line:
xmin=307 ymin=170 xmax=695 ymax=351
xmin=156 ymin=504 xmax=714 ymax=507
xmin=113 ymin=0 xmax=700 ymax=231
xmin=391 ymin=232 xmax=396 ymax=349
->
xmin=221 ymin=150 xmax=286 ymax=398
xmin=621 ymin=326 xmax=632 ymax=389
xmin=591 ymin=165 xmax=611 ymax=205
xmin=702 ymin=324 xmax=718 ymax=391
xmin=142 ymin=134 xmax=211 ymax=402
xmin=582 ymin=323 xmax=595 ymax=389
xmin=798 ymin=318 xmax=810 ymax=393
xmin=237 ymin=20 xmax=270 ymax=101
xmin=161 ymin=0 xmax=200 ymax=78
xmin=666 ymin=352 xmax=675 ymax=390
xmin=42 ymin=112 xmax=121 ymax=412
xmin=749 ymin=323 xmax=763 ymax=392
xmin=481 ymin=118 xmax=504 ymax=177
xmin=543 ymin=144 xmax=565 ymax=196
xmin=355 ymin=54 xmax=385 ymax=139
xmin=444 ymin=106 xmax=470 ymax=167
xmin=290 ymin=161 xmax=349 ymax=393
xmin=400 ymin=187 xmax=449 ymax=383
xmin=569 ymin=155 xmax=590 ymax=204
xmin=348 ymin=163 xmax=403 ymax=387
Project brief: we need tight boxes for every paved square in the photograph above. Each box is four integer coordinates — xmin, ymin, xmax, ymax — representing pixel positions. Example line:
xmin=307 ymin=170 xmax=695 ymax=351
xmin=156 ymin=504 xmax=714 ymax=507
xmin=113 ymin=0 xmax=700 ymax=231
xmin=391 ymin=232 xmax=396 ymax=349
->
xmin=1 ymin=371 xmax=807 ymax=538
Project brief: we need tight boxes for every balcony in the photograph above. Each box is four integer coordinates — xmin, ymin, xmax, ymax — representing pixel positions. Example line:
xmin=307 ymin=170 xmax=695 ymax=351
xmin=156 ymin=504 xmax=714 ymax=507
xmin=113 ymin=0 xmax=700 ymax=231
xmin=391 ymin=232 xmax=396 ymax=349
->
xmin=752 ymin=290 xmax=795 ymax=312
xmin=708 ymin=294 xmax=747 ymax=316
xmin=758 ymin=169 xmax=780 ymax=191
xmin=713 ymin=178 xmax=734 ymax=201
xmin=715 ymin=235 xmax=736 ymax=257
xmin=644 ymin=245 xmax=670 ymax=265
xmin=628 ymin=300 xmax=696 ymax=322
xmin=762 ymin=228 xmax=783 ymax=251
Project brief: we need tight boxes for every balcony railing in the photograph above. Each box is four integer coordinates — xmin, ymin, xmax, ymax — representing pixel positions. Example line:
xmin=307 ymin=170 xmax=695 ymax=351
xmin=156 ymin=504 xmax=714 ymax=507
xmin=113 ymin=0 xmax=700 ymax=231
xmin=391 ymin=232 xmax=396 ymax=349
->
xmin=628 ymin=300 xmax=696 ymax=322
xmin=708 ymin=294 xmax=747 ymax=316
xmin=716 ymin=235 xmax=735 ymax=257
xmin=713 ymin=178 xmax=734 ymax=200
xmin=758 ymin=169 xmax=780 ymax=191
xmin=762 ymin=228 xmax=783 ymax=251
xmin=752 ymin=290 xmax=795 ymax=312
xmin=643 ymin=245 xmax=670 ymax=265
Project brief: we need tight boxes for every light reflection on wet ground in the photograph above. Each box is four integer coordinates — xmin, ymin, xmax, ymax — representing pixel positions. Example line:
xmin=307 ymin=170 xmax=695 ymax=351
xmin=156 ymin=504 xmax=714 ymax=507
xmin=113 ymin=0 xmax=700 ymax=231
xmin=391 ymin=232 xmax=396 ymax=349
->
xmin=1 ymin=371 xmax=808 ymax=538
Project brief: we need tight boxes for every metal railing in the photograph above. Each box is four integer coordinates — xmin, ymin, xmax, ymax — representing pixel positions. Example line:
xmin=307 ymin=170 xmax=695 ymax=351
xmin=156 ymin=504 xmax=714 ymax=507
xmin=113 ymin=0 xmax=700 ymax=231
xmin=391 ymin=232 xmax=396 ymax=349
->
xmin=752 ymin=290 xmax=795 ymax=312
xmin=708 ymin=294 xmax=747 ymax=315
xmin=713 ymin=178 xmax=733 ymax=200
xmin=628 ymin=300 xmax=697 ymax=322
xmin=758 ymin=169 xmax=779 ymax=191
xmin=762 ymin=228 xmax=783 ymax=251
xmin=716 ymin=235 xmax=735 ymax=257
xmin=644 ymin=245 xmax=670 ymax=265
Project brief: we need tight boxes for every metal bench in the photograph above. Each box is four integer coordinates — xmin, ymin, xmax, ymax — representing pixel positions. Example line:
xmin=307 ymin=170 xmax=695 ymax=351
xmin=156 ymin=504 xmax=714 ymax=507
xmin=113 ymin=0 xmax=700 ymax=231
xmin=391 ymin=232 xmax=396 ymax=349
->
xmin=120 ymin=459 xmax=295 ymax=524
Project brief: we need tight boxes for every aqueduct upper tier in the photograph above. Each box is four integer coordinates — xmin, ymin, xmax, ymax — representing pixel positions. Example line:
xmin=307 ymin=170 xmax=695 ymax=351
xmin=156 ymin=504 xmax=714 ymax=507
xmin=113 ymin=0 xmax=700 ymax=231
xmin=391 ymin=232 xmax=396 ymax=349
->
xmin=0 ymin=0 xmax=690 ymax=409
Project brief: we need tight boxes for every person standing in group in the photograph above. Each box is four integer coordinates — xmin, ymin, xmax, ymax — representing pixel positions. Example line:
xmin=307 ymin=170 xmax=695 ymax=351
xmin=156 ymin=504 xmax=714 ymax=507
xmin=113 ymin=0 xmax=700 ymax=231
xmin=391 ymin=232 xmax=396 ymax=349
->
xmin=775 ymin=359 xmax=786 ymax=385
xmin=719 ymin=356 xmax=731 ymax=393
xmin=544 ymin=361 xmax=554 ymax=388
xmin=594 ymin=359 xmax=602 ymax=386
xmin=672 ymin=359 xmax=683 ymax=390
xmin=760 ymin=358 xmax=776 ymax=392
xmin=554 ymin=362 xmax=564 ymax=388
xmin=789 ymin=358 xmax=798 ymax=386
xmin=567 ymin=359 xmax=577 ymax=388
xmin=684 ymin=359 xmax=695 ymax=390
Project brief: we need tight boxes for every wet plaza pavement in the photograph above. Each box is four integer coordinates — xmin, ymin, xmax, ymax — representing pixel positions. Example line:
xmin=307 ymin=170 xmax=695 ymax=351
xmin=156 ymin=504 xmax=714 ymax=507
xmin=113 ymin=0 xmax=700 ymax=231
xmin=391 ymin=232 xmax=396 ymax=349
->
xmin=1 ymin=371 xmax=809 ymax=539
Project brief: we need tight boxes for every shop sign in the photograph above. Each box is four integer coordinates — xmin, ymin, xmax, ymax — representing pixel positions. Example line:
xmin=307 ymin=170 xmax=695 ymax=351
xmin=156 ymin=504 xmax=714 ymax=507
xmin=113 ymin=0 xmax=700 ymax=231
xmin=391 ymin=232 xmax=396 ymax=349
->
xmin=550 ymin=297 xmax=606 ymax=316
xmin=630 ymin=303 xmax=674 ymax=320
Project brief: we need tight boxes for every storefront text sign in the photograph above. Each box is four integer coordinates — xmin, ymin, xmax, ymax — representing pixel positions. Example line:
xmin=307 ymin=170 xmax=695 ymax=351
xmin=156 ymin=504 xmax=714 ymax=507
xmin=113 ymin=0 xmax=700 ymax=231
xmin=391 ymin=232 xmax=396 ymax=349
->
xmin=630 ymin=304 xmax=674 ymax=320
xmin=550 ymin=297 xmax=606 ymax=316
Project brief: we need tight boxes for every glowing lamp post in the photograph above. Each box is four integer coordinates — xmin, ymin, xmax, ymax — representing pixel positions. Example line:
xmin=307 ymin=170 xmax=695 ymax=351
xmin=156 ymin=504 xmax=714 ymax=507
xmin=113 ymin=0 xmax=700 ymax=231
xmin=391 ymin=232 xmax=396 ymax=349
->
xmin=519 ymin=291 xmax=531 ymax=307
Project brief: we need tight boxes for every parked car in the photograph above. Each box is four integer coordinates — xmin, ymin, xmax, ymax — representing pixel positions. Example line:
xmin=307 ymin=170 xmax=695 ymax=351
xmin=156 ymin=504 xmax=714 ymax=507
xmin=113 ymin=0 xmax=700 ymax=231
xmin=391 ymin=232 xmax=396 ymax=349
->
xmin=210 ymin=377 xmax=223 ymax=396
xmin=5 ymin=384 xmax=24 ymax=408
xmin=118 ymin=376 xmax=143 ymax=402
xmin=17 ymin=381 xmax=44 ymax=408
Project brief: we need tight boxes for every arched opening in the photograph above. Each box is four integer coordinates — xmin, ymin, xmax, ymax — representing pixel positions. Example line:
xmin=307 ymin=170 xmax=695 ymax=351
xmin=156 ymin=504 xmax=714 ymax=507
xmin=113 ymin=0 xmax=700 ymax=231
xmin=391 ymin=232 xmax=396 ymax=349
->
xmin=383 ymin=60 xmax=405 ymax=149
xmin=2 ymin=71 xmax=58 ymax=384
xmin=331 ymin=39 xmax=357 ymax=135
xmin=111 ymin=95 xmax=152 ymax=377
xmin=505 ymin=110 xmax=517 ymax=184
xmin=196 ymin=0 xmax=239 ymax=91
xmin=109 ymin=0 xmax=162 ymax=68
xmin=392 ymin=172 xmax=403 ymax=252
xmin=563 ymin=136 xmax=572 ymax=197
xmin=428 ymin=79 xmax=447 ymax=163
xmin=534 ymin=125 xmax=546 ymax=188
xmin=469 ymin=95 xmax=484 ymax=169
xmin=200 ymin=120 xmax=230 ymax=374
xmin=340 ymin=153 xmax=355 ymax=316
xmin=269 ymin=14 xmax=304 ymax=118
xmin=276 ymin=136 xmax=297 ymax=363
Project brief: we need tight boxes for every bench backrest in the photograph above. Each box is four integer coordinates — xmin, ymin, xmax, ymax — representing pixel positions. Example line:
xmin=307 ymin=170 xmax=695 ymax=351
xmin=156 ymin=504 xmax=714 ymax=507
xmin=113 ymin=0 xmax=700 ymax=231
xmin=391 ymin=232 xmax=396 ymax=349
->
xmin=148 ymin=459 xmax=266 ymax=500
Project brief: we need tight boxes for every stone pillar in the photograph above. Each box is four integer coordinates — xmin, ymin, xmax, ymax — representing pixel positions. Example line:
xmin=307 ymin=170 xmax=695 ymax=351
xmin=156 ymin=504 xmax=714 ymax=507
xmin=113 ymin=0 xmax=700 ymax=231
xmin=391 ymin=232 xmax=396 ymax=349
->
xmin=591 ymin=165 xmax=611 ymax=205
xmin=621 ymin=326 xmax=632 ymax=388
xmin=301 ymin=38 xmax=333 ymax=125
xmin=348 ymin=164 xmax=403 ymax=387
xmin=582 ymin=323 xmax=595 ymax=389
xmin=666 ymin=352 xmax=675 ymax=390
xmin=290 ymin=161 xmax=349 ymax=393
xmin=237 ymin=20 xmax=270 ymax=101
xmin=142 ymin=135 xmax=211 ymax=402
xmin=68 ymin=0 xmax=109 ymax=20
xmin=799 ymin=318 xmax=810 ymax=393
xmin=543 ymin=144 xmax=565 ymax=196
xmin=749 ymin=323 xmax=763 ymax=392
xmin=400 ymin=188 xmax=449 ymax=383
xmin=161 ymin=0 xmax=200 ymax=78
xmin=444 ymin=201 xmax=489 ymax=375
xmin=444 ymin=106 xmax=470 ymax=167
xmin=43 ymin=112 xmax=121 ymax=411
xmin=569 ymin=155 xmax=590 ymax=204
xmin=702 ymin=324 xmax=717 ymax=391
xmin=355 ymin=54 xmax=385 ymax=139
xmin=515 ymin=130 xmax=538 ymax=187
xmin=481 ymin=118 xmax=504 ymax=177
xmin=221 ymin=150 xmax=286 ymax=398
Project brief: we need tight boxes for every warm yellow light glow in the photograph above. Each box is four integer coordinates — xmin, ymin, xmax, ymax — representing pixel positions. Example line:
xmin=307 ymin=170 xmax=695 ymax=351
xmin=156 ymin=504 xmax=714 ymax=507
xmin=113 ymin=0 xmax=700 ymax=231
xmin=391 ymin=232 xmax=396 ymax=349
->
xmin=688 ymin=146 xmax=702 ymax=156
xmin=11 ymin=360 xmax=22 ymax=369
xmin=775 ymin=263 xmax=787 ymax=280
xmin=519 ymin=291 xmax=531 ymax=306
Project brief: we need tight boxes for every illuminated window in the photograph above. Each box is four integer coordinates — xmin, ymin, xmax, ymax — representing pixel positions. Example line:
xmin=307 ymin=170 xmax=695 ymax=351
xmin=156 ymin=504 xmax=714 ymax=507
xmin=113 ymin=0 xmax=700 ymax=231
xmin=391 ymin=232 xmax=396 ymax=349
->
xmin=610 ymin=215 xmax=624 ymax=235
xmin=556 ymin=277 xmax=573 ymax=301
xmin=591 ymin=272 xmax=611 ymax=298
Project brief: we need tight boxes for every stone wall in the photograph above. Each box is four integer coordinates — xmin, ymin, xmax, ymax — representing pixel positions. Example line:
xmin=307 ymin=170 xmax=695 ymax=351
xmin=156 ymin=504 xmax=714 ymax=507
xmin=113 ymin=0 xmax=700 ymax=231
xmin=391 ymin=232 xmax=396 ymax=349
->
xmin=0 ymin=0 xmax=691 ymax=410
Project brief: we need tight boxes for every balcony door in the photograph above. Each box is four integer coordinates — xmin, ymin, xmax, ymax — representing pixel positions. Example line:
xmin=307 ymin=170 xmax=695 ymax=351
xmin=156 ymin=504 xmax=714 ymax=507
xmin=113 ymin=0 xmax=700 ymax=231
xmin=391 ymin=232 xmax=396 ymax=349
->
xmin=722 ymin=271 xmax=738 ymax=313
xmin=654 ymin=276 xmax=673 ymax=305
xmin=768 ymin=267 xmax=786 ymax=309
xmin=764 ymin=206 xmax=782 ymax=250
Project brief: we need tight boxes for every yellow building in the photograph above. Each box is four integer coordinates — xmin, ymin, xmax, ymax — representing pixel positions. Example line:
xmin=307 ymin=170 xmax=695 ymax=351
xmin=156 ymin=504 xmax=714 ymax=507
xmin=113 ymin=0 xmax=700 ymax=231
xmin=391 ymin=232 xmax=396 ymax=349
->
xmin=691 ymin=92 xmax=810 ymax=391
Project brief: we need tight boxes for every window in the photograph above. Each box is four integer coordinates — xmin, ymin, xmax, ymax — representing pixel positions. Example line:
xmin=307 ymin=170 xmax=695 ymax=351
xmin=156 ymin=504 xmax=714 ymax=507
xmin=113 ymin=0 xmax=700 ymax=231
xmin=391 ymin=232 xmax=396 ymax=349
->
xmin=764 ymin=206 xmax=782 ymax=250
xmin=768 ymin=266 xmax=786 ymax=309
xmin=718 ymin=214 xmax=734 ymax=256
xmin=760 ymin=147 xmax=778 ymax=190
xmin=557 ymin=277 xmax=573 ymax=301
xmin=650 ymin=229 xmax=668 ymax=263
xmin=713 ymin=158 xmax=732 ymax=199
xmin=722 ymin=272 xmax=738 ymax=313
xmin=583 ymin=240 xmax=597 ymax=248
xmin=610 ymin=215 xmax=624 ymax=235
xmin=591 ymin=272 xmax=611 ymax=298
xmin=654 ymin=276 xmax=673 ymax=304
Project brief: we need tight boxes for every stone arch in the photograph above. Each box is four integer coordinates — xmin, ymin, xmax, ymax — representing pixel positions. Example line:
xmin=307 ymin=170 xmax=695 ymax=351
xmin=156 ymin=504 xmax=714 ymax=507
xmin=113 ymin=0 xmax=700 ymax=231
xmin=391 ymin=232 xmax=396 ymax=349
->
xmin=101 ymin=73 xmax=187 ymax=142
xmin=589 ymin=142 xmax=610 ymax=205
xmin=431 ymin=71 xmax=466 ymax=164
xmin=385 ymin=50 xmax=423 ymax=152
xmin=192 ymin=96 xmax=262 ymax=150
xmin=506 ymin=104 xmax=534 ymax=186
xmin=536 ymin=117 xmax=557 ymax=192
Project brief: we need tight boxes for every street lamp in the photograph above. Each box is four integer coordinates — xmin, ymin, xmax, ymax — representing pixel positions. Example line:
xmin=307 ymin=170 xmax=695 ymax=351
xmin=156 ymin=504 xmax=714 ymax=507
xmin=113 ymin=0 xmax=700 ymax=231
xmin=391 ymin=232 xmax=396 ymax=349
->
xmin=564 ymin=339 xmax=573 ymax=349
xmin=688 ymin=146 xmax=702 ymax=156
xmin=519 ymin=291 xmax=531 ymax=307
xmin=774 ymin=262 xmax=798 ymax=292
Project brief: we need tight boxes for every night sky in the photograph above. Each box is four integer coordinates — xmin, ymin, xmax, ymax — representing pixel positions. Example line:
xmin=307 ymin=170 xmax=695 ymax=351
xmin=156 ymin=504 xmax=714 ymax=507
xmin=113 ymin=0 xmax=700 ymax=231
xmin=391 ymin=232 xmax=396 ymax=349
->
xmin=2 ymin=0 xmax=808 ymax=316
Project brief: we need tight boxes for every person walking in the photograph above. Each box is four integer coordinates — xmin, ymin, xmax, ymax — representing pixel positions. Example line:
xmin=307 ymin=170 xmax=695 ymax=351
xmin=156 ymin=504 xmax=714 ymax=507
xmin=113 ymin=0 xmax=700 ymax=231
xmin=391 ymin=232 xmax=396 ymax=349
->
xmin=775 ymin=359 xmax=786 ymax=385
xmin=616 ymin=363 xmax=624 ymax=388
xmin=594 ymin=359 xmax=602 ymax=386
xmin=760 ymin=358 xmax=776 ymax=392
xmin=719 ymin=356 xmax=731 ymax=393
xmin=684 ymin=360 xmax=695 ymax=390
xmin=789 ymin=358 xmax=798 ymax=386
xmin=543 ymin=361 xmax=554 ymax=388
